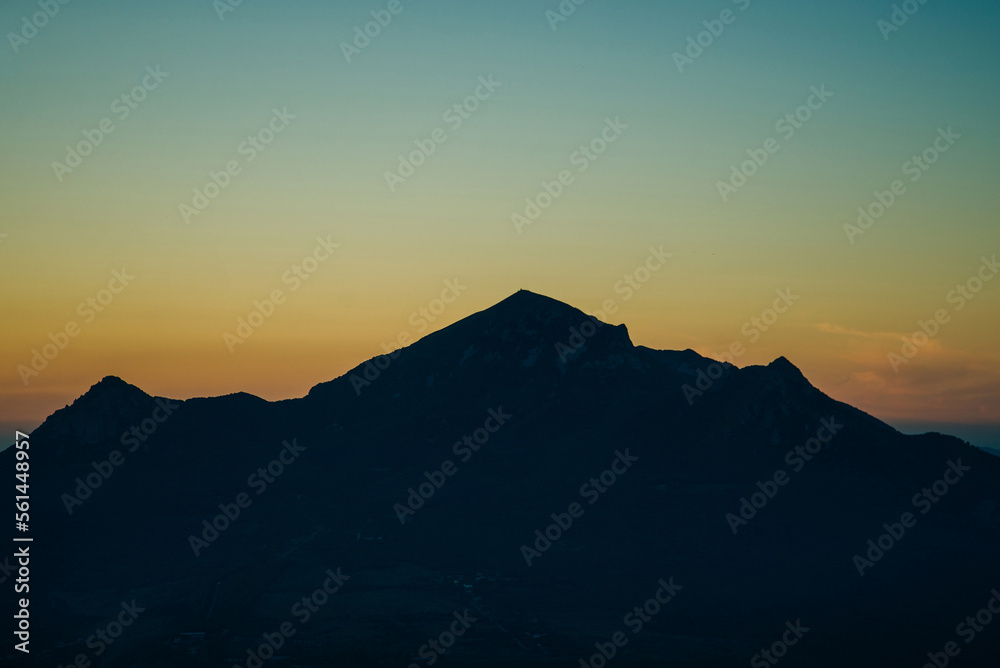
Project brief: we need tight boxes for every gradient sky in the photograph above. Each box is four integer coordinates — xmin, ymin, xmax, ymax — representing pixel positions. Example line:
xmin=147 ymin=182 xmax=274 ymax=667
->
xmin=1 ymin=0 xmax=998 ymax=447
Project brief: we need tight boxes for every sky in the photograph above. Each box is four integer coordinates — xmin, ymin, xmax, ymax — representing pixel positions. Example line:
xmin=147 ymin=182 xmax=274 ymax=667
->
xmin=1 ymin=0 xmax=998 ymax=448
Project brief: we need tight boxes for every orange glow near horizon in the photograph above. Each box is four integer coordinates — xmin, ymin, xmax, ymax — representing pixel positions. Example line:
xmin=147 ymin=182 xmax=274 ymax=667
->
xmin=4 ymin=272 xmax=999 ymax=438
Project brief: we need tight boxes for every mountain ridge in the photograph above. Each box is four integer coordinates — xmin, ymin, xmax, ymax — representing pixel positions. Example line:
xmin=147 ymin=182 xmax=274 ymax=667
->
xmin=34 ymin=291 xmax=959 ymax=452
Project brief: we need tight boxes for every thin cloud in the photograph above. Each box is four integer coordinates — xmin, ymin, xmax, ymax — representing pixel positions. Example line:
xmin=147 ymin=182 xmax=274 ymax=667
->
xmin=813 ymin=323 xmax=903 ymax=341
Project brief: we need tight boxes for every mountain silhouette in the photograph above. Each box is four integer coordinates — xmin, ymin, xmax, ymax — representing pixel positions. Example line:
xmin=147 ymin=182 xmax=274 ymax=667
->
xmin=11 ymin=290 xmax=1000 ymax=667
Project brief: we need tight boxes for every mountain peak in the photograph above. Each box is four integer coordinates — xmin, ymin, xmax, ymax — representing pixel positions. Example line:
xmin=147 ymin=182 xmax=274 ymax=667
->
xmin=91 ymin=374 xmax=136 ymax=390
xmin=485 ymin=290 xmax=592 ymax=323
xmin=766 ymin=356 xmax=809 ymax=382
xmin=80 ymin=375 xmax=149 ymax=402
xmin=308 ymin=290 xmax=634 ymax=401
xmin=447 ymin=290 xmax=628 ymax=352
xmin=768 ymin=356 xmax=798 ymax=371
xmin=32 ymin=375 xmax=154 ymax=448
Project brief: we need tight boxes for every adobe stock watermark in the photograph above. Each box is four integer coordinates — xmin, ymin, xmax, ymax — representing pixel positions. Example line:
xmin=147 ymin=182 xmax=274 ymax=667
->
xmin=52 ymin=66 xmax=170 ymax=182
xmin=349 ymin=278 xmax=467 ymax=395
xmin=725 ymin=417 xmax=842 ymax=535
xmin=519 ymin=449 xmax=638 ymax=566
xmin=179 ymin=107 xmax=295 ymax=224
xmin=681 ymin=288 xmax=800 ymax=405
xmin=851 ymin=459 xmax=971 ymax=576
xmin=878 ymin=0 xmax=931 ymax=40
xmin=673 ymin=0 xmax=752 ymax=73
xmin=234 ymin=567 xmax=350 ymax=668
xmin=887 ymin=254 xmax=997 ymax=372
xmin=384 ymin=75 xmax=502 ymax=192
xmin=213 ymin=0 xmax=246 ymax=21
xmin=556 ymin=246 xmax=672 ymax=363
xmin=405 ymin=610 xmax=478 ymax=668
xmin=577 ymin=578 xmax=683 ymax=668
xmin=511 ymin=117 xmax=628 ymax=234
xmin=341 ymin=0 xmax=416 ymax=63
xmin=55 ymin=600 xmax=145 ymax=668
xmin=921 ymin=588 xmax=1000 ymax=668
xmin=7 ymin=0 xmax=73 ymax=54
xmin=223 ymin=235 xmax=340 ymax=352
xmin=717 ymin=85 xmax=833 ymax=202
xmin=751 ymin=620 xmax=811 ymax=667
xmin=393 ymin=407 xmax=511 ymax=523
xmin=60 ymin=398 xmax=181 ymax=514
xmin=545 ymin=0 xmax=590 ymax=31
xmin=17 ymin=268 xmax=135 ymax=386
xmin=844 ymin=127 xmax=960 ymax=244
xmin=187 ymin=439 xmax=306 ymax=556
